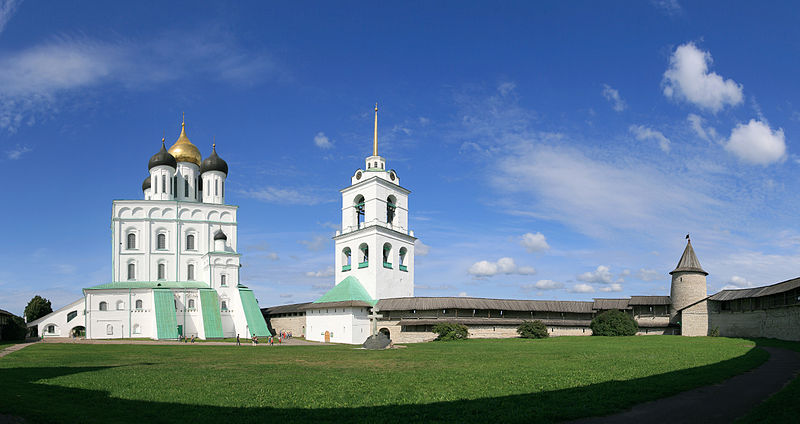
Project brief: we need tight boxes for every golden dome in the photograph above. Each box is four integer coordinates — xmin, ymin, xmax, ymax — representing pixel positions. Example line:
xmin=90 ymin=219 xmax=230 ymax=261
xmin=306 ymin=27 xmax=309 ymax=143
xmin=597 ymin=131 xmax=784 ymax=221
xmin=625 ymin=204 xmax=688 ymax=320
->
xmin=168 ymin=121 xmax=202 ymax=166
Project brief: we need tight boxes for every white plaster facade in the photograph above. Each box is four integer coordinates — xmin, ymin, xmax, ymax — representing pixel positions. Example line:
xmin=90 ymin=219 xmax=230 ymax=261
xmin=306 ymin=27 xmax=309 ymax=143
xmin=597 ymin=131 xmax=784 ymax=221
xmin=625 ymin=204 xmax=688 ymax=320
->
xmin=305 ymin=307 xmax=371 ymax=344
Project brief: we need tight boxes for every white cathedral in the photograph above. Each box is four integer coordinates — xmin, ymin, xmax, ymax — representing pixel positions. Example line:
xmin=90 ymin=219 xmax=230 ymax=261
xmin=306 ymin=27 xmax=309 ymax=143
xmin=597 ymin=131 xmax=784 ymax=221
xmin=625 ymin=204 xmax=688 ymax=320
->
xmin=29 ymin=120 xmax=270 ymax=340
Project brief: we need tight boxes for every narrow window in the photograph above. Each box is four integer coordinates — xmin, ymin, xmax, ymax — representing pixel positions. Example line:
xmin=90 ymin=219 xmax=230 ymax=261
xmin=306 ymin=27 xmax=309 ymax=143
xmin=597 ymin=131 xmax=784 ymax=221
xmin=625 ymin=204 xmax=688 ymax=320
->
xmin=220 ymin=274 xmax=227 ymax=286
xmin=354 ymin=195 xmax=365 ymax=229
xmin=184 ymin=177 xmax=189 ymax=197
xmin=399 ymin=247 xmax=407 ymax=266
xmin=194 ymin=177 xmax=198 ymax=198
xmin=67 ymin=311 xmax=77 ymax=322
xmin=342 ymin=247 xmax=352 ymax=267
xmin=161 ymin=175 xmax=166 ymax=194
xmin=386 ymin=196 xmax=396 ymax=224
xmin=99 ymin=301 xmax=107 ymax=311
xmin=127 ymin=263 xmax=135 ymax=280
xmin=215 ymin=180 xmax=219 ymax=196
xmin=127 ymin=233 xmax=136 ymax=249
xmin=187 ymin=264 xmax=195 ymax=280
xmin=188 ymin=299 xmax=195 ymax=309
xmin=157 ymin=233 xmax=166 ymax=250
xmin=383 ymin=243 xmax=392 ymax=267
xmin=221 ymin=301 xmax=228 ymax=311
xmin=186 ymin=234 xmax=195 ymax=250
xmin=172 ymin=176 xmax=177 ymax=195
xmin=135 ymin=299 xmax=143 ymax=310
xmin=106 ymin=324 xmax=113 ymax=335
xmin=222 ymin=181 xmax=224 ymax=197
xmin=158 ymin=263 xmax=166 ymax=280
xmin=359 ymin=243 xmax=369 ymax=266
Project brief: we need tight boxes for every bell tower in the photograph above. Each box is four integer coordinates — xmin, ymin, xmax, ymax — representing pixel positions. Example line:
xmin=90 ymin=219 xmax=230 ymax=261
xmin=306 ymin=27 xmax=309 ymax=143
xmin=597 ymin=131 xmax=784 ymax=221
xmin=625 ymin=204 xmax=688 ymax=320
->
xmin=332 ymin=104 xmax=416 ymax=300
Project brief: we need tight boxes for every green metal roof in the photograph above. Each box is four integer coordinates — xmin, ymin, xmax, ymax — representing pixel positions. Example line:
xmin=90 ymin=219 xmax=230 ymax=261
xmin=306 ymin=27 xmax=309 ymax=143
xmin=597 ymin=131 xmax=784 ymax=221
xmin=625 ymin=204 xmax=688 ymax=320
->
xmin=199 ymin=289 xmax=224 ymax=338
xmin=313 ymin=275 xmax=376 ymax=305
xmin=239 ymin=288 xmax=271 ymax=337
xmin=153 ymin=289 xmax=178 ymax=339
xmin=85 ymin=281 xmax=211 ymax=290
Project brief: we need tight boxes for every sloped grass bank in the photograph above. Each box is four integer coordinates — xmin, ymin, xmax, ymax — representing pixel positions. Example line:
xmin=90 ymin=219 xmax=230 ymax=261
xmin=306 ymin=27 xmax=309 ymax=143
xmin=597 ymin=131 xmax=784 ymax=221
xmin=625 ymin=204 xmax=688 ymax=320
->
xmin=0 ymin=336 xmax=765 ymax=423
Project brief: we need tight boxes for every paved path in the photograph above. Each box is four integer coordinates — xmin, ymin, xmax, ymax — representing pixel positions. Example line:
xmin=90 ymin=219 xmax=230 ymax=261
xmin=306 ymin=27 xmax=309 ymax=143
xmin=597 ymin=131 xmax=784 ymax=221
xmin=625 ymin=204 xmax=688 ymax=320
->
xmin=0 ymin=342 xmax=36 ymax=359
xmin=569 ymin=347 xmax=800 ymax=424
xmin=37 ymin=337 xmax=322 ymax=346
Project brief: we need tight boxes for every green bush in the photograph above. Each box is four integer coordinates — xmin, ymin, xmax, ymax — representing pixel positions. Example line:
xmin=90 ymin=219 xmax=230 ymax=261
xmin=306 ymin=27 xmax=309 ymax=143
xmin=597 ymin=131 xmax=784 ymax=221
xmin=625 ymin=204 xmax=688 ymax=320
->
xmin=590 ymin=310 xmax=638 ymax=336
xmin=709 ymin=327 xmax=720 ymax=337
xmin=1 ymin=316 xmax=27 ymax=341
xmin=517 ymin=320 xmax=549 ymax=339
xmin=432 ymin=322 xmax=469 ymax=341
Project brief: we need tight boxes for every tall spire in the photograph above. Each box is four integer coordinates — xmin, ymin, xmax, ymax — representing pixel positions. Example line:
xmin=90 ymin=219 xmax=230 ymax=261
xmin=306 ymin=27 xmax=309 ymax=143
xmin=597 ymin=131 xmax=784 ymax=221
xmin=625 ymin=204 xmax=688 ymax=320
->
xmin=373 ymin=102 xmax=378 ymax=156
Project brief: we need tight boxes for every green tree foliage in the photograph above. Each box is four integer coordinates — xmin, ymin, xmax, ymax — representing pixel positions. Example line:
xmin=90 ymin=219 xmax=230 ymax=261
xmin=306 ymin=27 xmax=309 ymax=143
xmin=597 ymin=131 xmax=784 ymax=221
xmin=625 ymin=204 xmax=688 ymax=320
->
xmin=432 ymin=322 xmax=469 ymax=341
xmin=517 ymin=320 xmax=549 ymax=339
xmin=590 ymin=310 xmax=638 ymax=336
xmin=1 ymin=315 xmax=27 ymax=341
xmin=24 ymin=296 xmax=52 ymax=323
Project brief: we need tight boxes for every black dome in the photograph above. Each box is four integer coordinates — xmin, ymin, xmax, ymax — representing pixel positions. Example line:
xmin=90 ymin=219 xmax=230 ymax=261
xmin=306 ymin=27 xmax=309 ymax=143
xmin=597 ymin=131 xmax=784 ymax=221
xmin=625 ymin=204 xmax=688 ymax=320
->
xmin=148 ymin=140 xmax=177 ymax=170
xmin=142 ymin=175 xmax=151 ymax=191
xmin=201 ymin=144 xmax=228 ymax=175
xmin=214 ymin=230 xmax=227 ymax=241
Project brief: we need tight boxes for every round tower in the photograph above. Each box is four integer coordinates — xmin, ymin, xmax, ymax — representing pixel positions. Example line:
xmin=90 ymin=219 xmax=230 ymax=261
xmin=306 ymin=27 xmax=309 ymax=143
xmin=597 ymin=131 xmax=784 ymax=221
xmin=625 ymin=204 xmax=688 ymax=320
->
xmin=201 ymin=144 xmax=228 ymax=205
xmin=148 ymin=138 xmax=177 ymax=201
xmin=669 ymin=236 xmax=709 ymax=335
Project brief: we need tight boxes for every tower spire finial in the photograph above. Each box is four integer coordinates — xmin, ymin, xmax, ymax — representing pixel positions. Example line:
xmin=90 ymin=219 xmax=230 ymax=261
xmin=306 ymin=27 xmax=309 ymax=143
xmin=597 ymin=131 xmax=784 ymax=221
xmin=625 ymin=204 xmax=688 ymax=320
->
xmin=182 ymin=111 xmax=185 ymax=127
xmin=373 ymin=102 xmax=378 ymax=156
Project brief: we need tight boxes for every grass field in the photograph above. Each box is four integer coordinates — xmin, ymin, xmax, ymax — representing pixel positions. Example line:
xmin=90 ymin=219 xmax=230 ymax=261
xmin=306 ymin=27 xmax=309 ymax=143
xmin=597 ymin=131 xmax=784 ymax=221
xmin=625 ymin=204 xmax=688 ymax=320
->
xmin=0 ymin=336 xmax=772 ymax=423
xmin=737 ymin=338 xmax=800 ymax=423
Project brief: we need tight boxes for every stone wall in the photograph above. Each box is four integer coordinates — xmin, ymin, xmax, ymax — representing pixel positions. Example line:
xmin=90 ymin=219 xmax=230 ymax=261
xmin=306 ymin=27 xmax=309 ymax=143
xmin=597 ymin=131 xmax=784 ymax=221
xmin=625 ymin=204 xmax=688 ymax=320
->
xmin=267 ymin=316 xmax=306 ymax=338
xmin=709 ymin=305 xmax=800 ymax=341
xmin=680 ymin=300 xmax=709 ymax=337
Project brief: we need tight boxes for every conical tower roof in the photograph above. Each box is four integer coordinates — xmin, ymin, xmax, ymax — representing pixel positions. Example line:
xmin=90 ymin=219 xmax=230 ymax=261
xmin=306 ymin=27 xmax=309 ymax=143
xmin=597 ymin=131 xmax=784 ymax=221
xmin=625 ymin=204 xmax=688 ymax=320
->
xmin=313 ymin=276 xmax=376 ymax=305
xmin=670 ymin=239 xmax=708 ymax=275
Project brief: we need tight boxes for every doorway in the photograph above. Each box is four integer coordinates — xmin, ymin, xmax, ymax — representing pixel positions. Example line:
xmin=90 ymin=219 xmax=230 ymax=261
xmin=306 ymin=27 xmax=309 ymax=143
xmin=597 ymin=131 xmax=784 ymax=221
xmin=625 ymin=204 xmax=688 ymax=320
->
xmin=324 ymin=331 xmax=330 ymax=343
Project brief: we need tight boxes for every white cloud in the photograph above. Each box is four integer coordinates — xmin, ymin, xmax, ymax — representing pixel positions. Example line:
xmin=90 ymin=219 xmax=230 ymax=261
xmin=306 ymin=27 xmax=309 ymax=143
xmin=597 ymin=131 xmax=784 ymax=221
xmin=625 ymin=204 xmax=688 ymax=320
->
xmin=498 ymin=81 xmax=517 ymax=96
xmin=0 ymin=30 xmax=278 ymax=131
xmin=599 ymin=283 xmax=623 ymax=292
xmin=720 ymin=275 xmax=756 ymax=290
xmin=602 ymin=84 xmax=627 ymax=112
xmin=522 ymin=280 xmax=564 ymax=290
xmin=266 ymin=252 xmax=279 ymax=261
xmin=577 ymin=265 xmax=614 ymax=284
xmin=520 ymin=232 xmax=549 ymax=253
xmin=467 ymin=257 xmax=535 ymax=278
xmin=6 ymin=144 xmax=30 ymax=159
xmin=568 ymin=283 xmax=595 ymax=293
xmin=239 ymin=187 xmax=326 ymax=205
xmin=629 ymin=125 xmax=671 ymax=153
xmin=651 ymin=0 xmax=682 ymax=15
xmin=662 ymin=42 xmax=743 ymax=112
xmin=637 ymin=268 xmax=661 ymax=282
xmin=298 ymin=235 xmax=328 ymax=252
xmin=687 ymin=113 xmax=718 ymax=143
xmin=314 ymin=132 xmax=333 ymax=149
xmin=458 ymin=291 xmax=468 ymax=297
xmin=0 ymin=0 xmax=21 ymax=36
xmin=724 ymin=119 xmax=786 ymax=165
xmin=305 ymin=266 xmax=334 ymax=278
xmin=415 ymin=240 xmax=430 ymax=256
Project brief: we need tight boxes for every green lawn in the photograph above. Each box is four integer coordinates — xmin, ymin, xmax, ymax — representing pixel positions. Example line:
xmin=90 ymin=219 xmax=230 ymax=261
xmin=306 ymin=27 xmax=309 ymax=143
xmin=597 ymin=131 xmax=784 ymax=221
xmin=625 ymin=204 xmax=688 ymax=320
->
xmin=737 ymin=338 xmax=800 ymax=424
xmin=0 ymin=337 xmax=769 ymax=423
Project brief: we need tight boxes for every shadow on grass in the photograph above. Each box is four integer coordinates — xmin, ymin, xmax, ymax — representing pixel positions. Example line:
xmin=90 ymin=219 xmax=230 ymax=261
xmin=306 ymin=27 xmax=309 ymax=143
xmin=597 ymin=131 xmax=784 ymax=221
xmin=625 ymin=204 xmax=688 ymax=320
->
xmin=0 ymin=348 xmax=768 ymax=424
xmin=736 ymin=338 xmax=800 ymax=424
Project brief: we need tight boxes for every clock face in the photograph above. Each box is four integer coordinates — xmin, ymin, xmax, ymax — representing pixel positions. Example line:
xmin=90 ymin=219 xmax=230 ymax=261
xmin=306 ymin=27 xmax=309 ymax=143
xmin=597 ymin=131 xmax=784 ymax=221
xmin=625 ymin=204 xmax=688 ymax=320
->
xmin=390 ymin=171 xmax=396 ymax=181
xmin=356 ymin=171 xmax=362 ymax=180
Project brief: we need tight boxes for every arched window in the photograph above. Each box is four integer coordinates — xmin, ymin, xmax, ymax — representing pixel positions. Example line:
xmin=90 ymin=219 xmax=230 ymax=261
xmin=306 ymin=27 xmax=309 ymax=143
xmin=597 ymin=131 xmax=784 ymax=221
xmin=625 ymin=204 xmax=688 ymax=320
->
xmin=184 ymin=177 xmax=189 ymax=197
xmin=221 ymin=301 xmax=228 ymax=311
xmin=127 ymin=263 xmax=135 ymax=280
xmin=133 ymin=324 xmax=141 ymax=334
xmin=99 ymin=301 xmax=107 ymax=311
xmin=354 ymin=195 xmax=365 ymax=229
xmin=215 ymin=180 xmax=219 ymax=196
xmin=342 ymin=247 xmax=352 ymax=268
xmin=187 ymin=264 xmax=195 ymax=280
xmin=116 ymin=300 xmax=125 ymax=310
xmin=161 ymin=175 xmax=166 ymax=194
xmin=186 ymin=234 xmax=195 ymax=250
xmin=157 ymin=233 xmax=166 ymax=250
xmin=220 ymin=274 xmax=227 ymax=286
xmin=158 ymin=263 xmax=166 ymax=280
xmin=106 ymin=324 xmax=113 ymax=335
xmin=359 ymin=243 xmax=369 ymax=267
xmin=383 ymin=243 xmax=392 ymax=267
xmin=386 ymin=195 xmax=396 ymax=224
xmin=127 ymin=233 xmax=136 ymax=249
xmin=135 ymin=299 xmax=143 ymax=310
xmin=188 ymin=299 xmax=195 ymax=309
xmin=399 ymin=247 xmax=408 ymax=267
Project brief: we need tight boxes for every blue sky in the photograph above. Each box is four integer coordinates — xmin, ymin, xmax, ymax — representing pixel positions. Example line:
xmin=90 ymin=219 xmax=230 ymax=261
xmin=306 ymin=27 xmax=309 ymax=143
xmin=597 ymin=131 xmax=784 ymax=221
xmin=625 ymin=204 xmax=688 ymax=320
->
xmin=3 ymin=0 xmax=800 ymax=315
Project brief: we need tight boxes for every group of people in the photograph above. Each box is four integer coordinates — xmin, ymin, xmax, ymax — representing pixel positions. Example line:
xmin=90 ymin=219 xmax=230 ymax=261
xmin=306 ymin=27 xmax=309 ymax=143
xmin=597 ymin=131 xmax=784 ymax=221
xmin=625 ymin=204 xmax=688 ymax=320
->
xmin=234 ymin=330 xmax=293 ymax=346
xmin=179 ymin=334 xmax=196 ymax=343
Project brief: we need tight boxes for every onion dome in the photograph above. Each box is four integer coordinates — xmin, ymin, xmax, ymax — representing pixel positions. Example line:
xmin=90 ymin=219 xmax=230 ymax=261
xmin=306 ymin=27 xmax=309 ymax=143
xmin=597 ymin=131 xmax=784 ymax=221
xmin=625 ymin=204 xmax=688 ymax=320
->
xmin=168 ymin=120 xmax=202 ymax=166
xmin=142 ymin=175 xmax=151 ymax=191
xmin=214 ymin=230 xmax=227 ymax=241
xmin=201 ymin=144 xmax=229 ymax=175
xmin=148 ymin=139 xmax=177 ymax=170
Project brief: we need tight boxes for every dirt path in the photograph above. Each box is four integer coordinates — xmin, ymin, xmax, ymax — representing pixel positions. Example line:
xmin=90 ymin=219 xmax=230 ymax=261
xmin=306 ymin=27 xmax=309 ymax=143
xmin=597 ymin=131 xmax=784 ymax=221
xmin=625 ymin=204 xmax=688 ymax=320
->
xmin=568 ymin=347 xmax=800 ymax=424
xmin=37 ymin=337 xmax=322 ymax=347
xmin=0 ymin=342 xmax=36 ymax=359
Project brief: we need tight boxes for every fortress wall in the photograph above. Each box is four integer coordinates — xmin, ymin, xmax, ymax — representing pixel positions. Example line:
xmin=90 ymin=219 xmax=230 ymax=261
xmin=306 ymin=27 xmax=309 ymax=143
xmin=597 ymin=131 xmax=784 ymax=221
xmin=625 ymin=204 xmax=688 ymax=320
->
xmin=680 ymin=300 xmax=709 ymax=337
xmin=266 ymin=316 xmax=306 ymax=337
xmin=709 ymin=305 xmax=800 ymax=341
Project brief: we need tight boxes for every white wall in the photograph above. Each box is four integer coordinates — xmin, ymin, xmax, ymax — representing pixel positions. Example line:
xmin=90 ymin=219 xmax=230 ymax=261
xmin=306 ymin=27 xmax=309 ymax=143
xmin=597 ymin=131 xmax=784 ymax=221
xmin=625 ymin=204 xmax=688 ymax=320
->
xmin=306 ymin=307 xmax=370 ymax=344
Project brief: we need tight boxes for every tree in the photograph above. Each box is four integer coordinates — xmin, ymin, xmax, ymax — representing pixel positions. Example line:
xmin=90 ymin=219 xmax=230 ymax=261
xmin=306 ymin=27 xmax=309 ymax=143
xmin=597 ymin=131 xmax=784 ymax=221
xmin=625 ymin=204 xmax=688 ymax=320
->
xmin=432 ymin=322 xmax=469 ymax=341
xmin=590 ymin=310 xmax=638 ymax=336
xmin=1 ymin=315 xmax=27 ymax=341
xmin=24 ymin=295 xmax=52 ymax=323
xmin=517 ymin=320 xmax=549 ymax=339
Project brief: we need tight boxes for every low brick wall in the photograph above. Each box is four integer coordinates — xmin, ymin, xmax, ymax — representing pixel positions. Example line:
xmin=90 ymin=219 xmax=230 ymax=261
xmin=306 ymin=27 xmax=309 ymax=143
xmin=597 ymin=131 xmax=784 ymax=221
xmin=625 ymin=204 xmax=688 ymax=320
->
xmin=710 ymin=305 xmax=800 ymax=341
